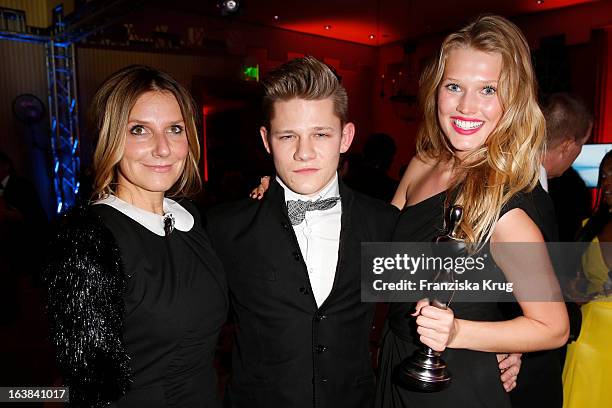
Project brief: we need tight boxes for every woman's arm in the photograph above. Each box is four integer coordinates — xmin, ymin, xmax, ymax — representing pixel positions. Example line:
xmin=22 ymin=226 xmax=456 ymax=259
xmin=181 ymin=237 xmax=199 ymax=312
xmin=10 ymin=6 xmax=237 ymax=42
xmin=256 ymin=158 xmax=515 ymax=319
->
xmin=416 ymin=208 xmax=569 ymax=353
xmin=44 ymin=209 xmax=133 ymax=406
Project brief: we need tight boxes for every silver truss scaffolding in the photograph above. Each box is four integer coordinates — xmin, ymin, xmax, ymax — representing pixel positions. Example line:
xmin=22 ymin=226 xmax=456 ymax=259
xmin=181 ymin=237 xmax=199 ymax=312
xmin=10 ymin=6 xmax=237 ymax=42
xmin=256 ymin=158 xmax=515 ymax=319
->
xmin=1 ymin=0 xmax=139 ymax=214
xmin=46 ymin=37 xmax=80 ymax=213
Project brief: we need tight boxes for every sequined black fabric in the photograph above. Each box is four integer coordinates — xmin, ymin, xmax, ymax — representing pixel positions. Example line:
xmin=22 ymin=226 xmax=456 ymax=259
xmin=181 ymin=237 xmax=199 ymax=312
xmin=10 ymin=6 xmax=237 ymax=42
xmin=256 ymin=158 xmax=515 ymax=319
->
xmin=43 ymin=206 xmax=133 ymax=407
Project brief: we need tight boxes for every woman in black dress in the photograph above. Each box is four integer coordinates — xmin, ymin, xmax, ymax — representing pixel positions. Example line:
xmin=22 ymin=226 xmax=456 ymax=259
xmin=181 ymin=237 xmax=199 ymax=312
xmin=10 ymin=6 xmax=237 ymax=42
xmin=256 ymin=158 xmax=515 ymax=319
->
xmin=44 ymin=65 xmax=227 ymax=407
xmin=375 ymin=15 xmax=569 ymax=408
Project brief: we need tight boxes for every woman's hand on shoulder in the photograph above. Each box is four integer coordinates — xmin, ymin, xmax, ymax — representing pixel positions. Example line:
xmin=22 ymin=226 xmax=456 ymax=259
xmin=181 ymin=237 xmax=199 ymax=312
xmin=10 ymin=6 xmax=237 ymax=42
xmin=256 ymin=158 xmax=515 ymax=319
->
xmin=249 ymin=176 xmax=271 ymax=200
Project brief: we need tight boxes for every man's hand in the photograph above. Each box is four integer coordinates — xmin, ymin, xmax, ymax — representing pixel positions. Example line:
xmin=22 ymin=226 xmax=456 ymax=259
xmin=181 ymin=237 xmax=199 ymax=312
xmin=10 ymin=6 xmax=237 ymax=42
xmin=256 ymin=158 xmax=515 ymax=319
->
xmin=497 ymin=353 xmax=522 ymax=392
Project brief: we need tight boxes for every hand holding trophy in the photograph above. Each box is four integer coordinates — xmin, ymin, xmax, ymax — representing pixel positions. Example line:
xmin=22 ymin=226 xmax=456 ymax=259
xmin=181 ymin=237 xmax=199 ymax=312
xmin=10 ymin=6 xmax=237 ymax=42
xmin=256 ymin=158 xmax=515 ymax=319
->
xmin=395 ymin=206 xmax=465 ymax=392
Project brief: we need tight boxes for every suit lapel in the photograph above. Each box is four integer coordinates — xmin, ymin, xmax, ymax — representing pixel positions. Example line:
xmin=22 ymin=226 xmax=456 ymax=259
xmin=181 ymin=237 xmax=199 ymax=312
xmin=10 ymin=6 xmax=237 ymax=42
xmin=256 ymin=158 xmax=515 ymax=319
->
xmin=260 ymin=180 xmax=318 ymax=302
xmin=253 ymin=180 xmax=295 ymax=266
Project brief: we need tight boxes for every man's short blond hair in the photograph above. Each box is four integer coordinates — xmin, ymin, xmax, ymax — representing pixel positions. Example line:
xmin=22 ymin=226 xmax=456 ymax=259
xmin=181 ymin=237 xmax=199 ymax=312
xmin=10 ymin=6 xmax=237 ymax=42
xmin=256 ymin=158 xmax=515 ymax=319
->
xmin=261 ymin=56 xmax=348 ymax=129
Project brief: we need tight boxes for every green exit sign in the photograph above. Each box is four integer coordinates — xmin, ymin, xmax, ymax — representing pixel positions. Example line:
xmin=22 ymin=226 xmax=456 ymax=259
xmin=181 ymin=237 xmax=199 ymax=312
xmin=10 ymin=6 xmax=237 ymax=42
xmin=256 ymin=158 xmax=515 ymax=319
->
xmin=243 ymin=65 xmax=259 ymax=81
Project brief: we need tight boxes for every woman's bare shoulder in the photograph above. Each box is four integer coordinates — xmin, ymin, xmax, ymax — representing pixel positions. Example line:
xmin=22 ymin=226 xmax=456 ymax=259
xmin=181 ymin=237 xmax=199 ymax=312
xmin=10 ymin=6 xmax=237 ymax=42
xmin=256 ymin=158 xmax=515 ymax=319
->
xmin=409 ymin=155 xmax=437 ymax=173
xmin=392 ymin=155 xmax=436 ymax=209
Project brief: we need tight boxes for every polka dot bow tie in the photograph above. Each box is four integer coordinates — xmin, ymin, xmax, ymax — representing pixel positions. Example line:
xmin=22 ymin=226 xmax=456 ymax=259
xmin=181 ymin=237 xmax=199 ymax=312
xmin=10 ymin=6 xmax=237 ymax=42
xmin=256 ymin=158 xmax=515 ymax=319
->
xmin=286 ymin=197 xmax=340 ymax=226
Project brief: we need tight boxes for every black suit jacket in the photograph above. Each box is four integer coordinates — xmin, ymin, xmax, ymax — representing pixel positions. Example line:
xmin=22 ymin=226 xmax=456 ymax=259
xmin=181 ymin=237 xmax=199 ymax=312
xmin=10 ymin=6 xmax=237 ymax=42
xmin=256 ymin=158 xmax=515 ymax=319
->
xmin=207 ymin=179 xmax=398 ymax=408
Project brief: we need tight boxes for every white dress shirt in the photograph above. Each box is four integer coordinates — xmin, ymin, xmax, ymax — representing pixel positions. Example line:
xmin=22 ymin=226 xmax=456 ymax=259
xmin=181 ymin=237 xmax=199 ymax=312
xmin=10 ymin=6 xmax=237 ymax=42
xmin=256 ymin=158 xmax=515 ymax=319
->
xmin=277 ymin=174 xmax=341 ymax=307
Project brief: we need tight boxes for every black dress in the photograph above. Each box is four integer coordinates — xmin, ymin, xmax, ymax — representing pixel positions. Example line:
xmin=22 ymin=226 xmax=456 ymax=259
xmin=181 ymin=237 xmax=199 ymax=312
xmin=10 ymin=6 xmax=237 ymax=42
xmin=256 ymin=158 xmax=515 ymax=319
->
xmin=92 ymin=202 xmax=228 ymax=407
xmin=375 ymin=186 xmax=555 ymax=408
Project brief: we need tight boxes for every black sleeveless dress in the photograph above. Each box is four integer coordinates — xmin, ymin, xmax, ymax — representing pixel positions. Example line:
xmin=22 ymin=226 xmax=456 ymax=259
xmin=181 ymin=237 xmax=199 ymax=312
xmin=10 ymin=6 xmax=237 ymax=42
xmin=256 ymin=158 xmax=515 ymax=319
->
xmin=375 ymin=185 xmax=557 ymax=408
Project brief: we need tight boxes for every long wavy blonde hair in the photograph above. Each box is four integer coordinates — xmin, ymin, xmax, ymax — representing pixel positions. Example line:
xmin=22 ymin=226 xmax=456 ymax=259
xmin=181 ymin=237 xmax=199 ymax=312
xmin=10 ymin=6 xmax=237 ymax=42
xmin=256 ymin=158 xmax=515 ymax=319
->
xmin=90 ymin=65 xmax=201 ymax=200
xmin=416 ymin=15 xmax=545 ymax=245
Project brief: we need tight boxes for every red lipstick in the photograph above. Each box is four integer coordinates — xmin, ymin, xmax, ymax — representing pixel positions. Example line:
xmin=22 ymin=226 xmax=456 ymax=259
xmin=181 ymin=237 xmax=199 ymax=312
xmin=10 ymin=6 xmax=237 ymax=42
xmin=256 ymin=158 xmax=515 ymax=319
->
xmin=450 ymin=116 xmax=484 ymax=135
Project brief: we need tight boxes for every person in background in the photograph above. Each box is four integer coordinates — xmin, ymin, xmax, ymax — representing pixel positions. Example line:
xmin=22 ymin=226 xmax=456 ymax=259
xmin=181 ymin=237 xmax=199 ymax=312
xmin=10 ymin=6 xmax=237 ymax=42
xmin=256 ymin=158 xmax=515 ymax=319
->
xmin=44 ymin=65 xmax=227 ymax=407
xmin=505 ymin=92 xmax=594 ymax=408
xmin=541 ymin=92 xmax=593 ymax=241
xmin=0 ymin=151 xmax=47 ymax=224
xmin=344 ymin=133 xmax=399 ymax=202
xmin=0 ymin=150 xmax=48 ymax=323
xmin=538 ymin=92 xmax=593 ymax=370
xmin=563 ymin=150 xmax=612 ymax=408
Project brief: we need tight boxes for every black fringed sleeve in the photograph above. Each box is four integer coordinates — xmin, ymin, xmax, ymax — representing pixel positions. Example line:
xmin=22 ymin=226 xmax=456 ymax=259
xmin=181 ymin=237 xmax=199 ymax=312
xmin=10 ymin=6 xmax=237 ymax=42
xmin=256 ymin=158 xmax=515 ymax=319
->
xmin=43 ymin=207 xmax=133 ymax=407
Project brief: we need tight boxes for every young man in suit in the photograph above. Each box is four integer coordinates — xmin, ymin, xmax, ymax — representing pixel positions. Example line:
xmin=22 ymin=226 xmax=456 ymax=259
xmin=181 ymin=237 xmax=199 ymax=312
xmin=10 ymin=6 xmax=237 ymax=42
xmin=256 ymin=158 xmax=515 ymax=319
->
xmin=207 ymin=56 xmax=398 ymax=408
xmin=207 ymin=56 xmax=521 ymax=408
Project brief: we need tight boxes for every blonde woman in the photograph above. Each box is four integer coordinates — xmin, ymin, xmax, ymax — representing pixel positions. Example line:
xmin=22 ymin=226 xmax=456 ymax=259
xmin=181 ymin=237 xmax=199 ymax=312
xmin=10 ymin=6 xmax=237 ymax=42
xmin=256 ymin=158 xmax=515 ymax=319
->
xmin=44 ymin=65 xmax=227 ymax=407
xmin=375 ymin=15 xmax=569 ymax=408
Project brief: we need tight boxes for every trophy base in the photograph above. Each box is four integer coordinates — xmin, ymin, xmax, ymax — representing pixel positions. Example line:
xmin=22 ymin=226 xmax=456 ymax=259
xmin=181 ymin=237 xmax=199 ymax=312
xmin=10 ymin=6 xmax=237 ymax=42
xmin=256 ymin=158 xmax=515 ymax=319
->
xmin=395 ymin=347 xmax=452 ymax=392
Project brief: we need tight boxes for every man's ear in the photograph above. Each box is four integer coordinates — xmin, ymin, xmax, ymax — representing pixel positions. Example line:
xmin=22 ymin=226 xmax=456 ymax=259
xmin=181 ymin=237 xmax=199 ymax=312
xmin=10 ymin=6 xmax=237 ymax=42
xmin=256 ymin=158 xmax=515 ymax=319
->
xmin=260 ymin=126 xmax=271 ymax=154
xmin=560 ymin=138 xmax=575 ymax=157
xmin=340 ymin=122 xmax=355 ymax=154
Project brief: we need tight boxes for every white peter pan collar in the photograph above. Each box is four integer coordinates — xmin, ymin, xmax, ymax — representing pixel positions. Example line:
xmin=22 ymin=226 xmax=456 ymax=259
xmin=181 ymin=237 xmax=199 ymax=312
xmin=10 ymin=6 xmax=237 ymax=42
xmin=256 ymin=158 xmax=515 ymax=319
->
xmin=94 ymin=195 xmax=194 ymax=236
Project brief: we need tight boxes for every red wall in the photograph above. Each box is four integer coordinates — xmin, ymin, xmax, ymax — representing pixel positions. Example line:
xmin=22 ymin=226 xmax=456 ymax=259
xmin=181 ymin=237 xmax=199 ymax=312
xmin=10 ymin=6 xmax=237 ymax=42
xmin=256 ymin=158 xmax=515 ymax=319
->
xmin=595 ymin=27 xmax=612 ymax=143
xmin=4 ymin=2 xmax=612 ymax=189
